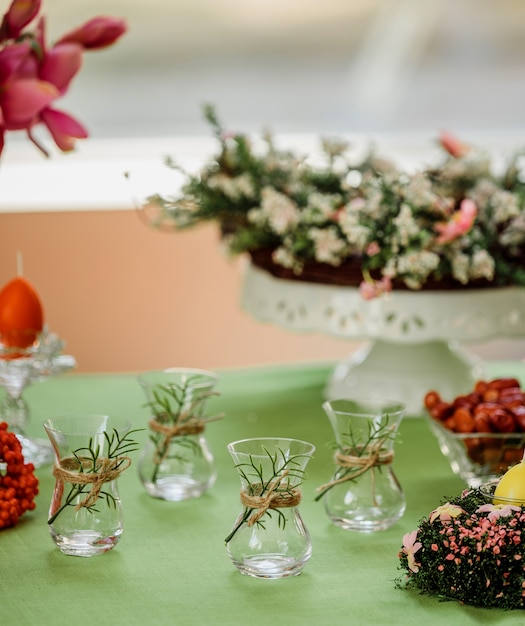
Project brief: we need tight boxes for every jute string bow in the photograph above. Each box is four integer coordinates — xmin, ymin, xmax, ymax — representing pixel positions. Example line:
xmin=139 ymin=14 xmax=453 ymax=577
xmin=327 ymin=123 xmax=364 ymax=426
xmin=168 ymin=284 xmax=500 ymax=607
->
xmin=316 ymin=437 xmax=393 ymax=501
xmin=53 ymin=456 xmax=132 ymax=510
xmin=240 ymin=470 xmax=302 ymax=527
xmin=149 ymin=409 xmax=224 ymax=465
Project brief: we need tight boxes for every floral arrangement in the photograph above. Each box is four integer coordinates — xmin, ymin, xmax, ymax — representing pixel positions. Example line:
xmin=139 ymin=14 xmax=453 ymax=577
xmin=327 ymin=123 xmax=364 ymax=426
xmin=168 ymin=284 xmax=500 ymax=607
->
xmin=397 ymin=489 xmax=525 ymax=610
xmin=146 ymin=105 xmax=525 ymax=299
xmin=0 ymin=0 xmax=126 ymax=157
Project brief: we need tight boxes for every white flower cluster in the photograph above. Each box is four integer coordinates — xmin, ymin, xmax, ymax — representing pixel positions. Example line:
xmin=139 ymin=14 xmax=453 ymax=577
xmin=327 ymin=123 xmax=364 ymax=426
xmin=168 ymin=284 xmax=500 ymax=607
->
xmin=157 ymin=113 xmax=525 ymax=294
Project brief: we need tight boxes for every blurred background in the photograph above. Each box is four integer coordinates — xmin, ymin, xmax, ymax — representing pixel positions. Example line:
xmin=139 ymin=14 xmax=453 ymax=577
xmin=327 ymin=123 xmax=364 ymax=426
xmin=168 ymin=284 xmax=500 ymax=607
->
xmin=1 ymin=0 xmax=525 ymax=374
xmin=43 ymin=0 xmax=525 ymax=138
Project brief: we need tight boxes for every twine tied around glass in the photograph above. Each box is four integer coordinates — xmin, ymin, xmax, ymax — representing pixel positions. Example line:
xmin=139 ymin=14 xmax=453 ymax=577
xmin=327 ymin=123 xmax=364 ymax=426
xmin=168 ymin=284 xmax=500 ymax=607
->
xmin=240 ymin=469 xmax=302 ymax=527
xmin=316 ymin=437 xmax=394 ymax=504
xmin=148 ymin=409 xmax=224 ymax=465
xmin=52 ymin=455 xmax=132 ymax=511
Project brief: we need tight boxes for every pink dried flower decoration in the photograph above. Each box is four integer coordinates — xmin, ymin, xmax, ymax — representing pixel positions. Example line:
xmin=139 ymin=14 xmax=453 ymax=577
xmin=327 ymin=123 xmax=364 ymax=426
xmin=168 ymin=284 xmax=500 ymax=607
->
xmin=397 ymin=490 xmax=525 ymax=609
xmin=0 ymin=0 xmax=127 ymax=157
xmin=476 ymin=503 xmax=522 ymax=522
xmin=429 ymin=502 xmax=465 ymax=523
xmin=401 ymin=530 xmax=422 ymax=573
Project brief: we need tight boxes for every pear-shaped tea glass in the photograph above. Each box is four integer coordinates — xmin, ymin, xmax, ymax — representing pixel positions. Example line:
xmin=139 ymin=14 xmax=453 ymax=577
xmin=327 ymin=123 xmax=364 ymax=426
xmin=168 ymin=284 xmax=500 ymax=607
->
xmin=137 ymin=368 xmax=220 ymax=501
xmin=225 ymin=437 xmax=315 ymax=579
xmin=44 ymin=414 xmax=133 ymax=557
xmin=318 ymin=397 xmax=406 ymax=532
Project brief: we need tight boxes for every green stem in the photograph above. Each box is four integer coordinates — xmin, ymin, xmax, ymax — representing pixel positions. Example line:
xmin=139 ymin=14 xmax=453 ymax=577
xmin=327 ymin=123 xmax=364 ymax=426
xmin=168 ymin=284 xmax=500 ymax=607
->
xmin=149 ymin=381 xmax=190 ymax=484
xmin=47 ymin=484 xmax=86 ymax=525
xmin=151 ymin=434 xmax=168 ymax=483
xmin=224 ymin=508 xmax=253 ymax=544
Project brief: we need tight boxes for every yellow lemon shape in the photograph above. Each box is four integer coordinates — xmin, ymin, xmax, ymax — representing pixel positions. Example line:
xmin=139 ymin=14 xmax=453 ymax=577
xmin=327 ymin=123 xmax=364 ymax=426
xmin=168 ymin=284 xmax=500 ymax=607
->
xmin=493 ymin=461 xmax=525 ymax=505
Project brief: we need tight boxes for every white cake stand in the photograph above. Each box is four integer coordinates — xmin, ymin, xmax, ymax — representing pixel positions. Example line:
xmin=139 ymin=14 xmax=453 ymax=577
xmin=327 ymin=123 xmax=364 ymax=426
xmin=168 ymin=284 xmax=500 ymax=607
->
xmin=240 ymin=263 xmax=525 ymax=415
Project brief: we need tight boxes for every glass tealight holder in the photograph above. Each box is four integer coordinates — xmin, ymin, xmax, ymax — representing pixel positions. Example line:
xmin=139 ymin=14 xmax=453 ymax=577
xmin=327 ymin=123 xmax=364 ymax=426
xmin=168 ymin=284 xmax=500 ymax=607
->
xmin=137 ymin=368 xmax=222 ymax=501
xmin=317 ymin=397 xmax=406 ymax=532
xmin=225 ymin=437 xmax=315 ymax=579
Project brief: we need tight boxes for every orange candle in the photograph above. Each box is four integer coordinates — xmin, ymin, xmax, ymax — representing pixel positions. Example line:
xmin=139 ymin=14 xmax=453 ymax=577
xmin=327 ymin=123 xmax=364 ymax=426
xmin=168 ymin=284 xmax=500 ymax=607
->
xmin=0 ymin=262 xmax=44 ymax=351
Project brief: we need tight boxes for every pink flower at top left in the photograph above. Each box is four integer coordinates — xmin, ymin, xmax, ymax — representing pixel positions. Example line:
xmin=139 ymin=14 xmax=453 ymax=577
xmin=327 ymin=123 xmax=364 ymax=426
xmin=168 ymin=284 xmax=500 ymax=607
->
xmin=0 ymin=0 xmax=126 ymax=157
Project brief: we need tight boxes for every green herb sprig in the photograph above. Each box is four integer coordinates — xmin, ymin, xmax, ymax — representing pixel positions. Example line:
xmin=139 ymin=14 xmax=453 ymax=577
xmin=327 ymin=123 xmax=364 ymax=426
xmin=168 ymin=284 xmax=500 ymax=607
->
xmin=145 ymin=377 xmax=223 ymax=483
xmin=48 ymin=428 xmax=141 ymax=525
xmin=225 ymin=446 xmax=309 ymax=544
xmin=315 ymin=416 xmax=399 ymax=501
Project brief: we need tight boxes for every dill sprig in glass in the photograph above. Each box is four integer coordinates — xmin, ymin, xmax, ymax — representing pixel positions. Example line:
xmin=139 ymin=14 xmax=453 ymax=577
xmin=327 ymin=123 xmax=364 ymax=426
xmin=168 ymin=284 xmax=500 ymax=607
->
xmin=48 ymin=427 xmax=141 ymax=525
xmin=315 ymin=415 xmax=399 ymax=501
xmin=145 ymin=376 xmax=223 ymax=483
xmin=225 ymin=446 xmax=310 ymax=543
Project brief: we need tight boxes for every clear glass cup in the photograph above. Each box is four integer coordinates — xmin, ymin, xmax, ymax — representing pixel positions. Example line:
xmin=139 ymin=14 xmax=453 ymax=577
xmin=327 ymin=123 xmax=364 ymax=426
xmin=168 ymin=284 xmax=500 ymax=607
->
xmin=44 ymin=414 xmax=134 ymax=557
xmin=427 ymin=416 xmax=525 ymax=487
xmin=225 ymin=437 xmax=315 ymax=579
xmin=137 ymin=368 xmax=220 ymax=501
xmin=318 ymin=397 xmax=406 ymax=532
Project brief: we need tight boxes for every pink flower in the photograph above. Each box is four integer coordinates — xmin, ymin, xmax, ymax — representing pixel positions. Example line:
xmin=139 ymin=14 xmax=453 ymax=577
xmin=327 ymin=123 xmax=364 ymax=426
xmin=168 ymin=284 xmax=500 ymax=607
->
xmin=366 ymin=241 xmax=380 ymax=256
xmin=476 ymin=503 xmax=522 ymax=522
xmin=434 ymin=199 xmax=477 ymax=244
xmin=0 ymin=0 xmax=41 ymax=40
xmin=39 ymin=42 xmax=83 ymax=94
xmin=39 ymin=108 xmax=87 ymax=151
xmin=429 ymin=503 xmax=465 ymax=523
xmin=0 ymin=1 xmax=127 ymax=157
xmin=402 ymin=530 xmax=422 ymax=573
xmin=439 ymin=131 xmax=470 ymax=158
xmin=0 ymin=41 xmax=58 ymax=129
xmin=359 ymin=274 xmax=392 ymax=300
xmin=55 ymin=16 xmax=127 ymax=50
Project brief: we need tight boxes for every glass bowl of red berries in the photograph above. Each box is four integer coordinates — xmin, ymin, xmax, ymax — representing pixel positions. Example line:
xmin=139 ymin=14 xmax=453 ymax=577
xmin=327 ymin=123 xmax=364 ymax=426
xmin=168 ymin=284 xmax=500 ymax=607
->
xmin=424 ymin=377 xmax=525 ymax=488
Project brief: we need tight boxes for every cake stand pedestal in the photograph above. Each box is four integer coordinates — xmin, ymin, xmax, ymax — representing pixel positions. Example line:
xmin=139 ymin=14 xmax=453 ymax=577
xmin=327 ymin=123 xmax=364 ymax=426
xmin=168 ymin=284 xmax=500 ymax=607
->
xmin=241 ymin=264 xmax=525 ymax=415
xmin=0 ymin=331 xmax=76 ymax=467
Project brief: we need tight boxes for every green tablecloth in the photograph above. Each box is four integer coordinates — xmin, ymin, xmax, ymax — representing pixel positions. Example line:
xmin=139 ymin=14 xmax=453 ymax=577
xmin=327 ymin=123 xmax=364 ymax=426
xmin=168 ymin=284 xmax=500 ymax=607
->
xmin=2 ymin=361 xmax=525 ymax=626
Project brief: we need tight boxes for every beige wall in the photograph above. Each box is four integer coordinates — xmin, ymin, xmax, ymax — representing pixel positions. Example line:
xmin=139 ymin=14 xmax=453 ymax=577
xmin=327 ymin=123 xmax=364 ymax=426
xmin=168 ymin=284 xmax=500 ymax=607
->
xmin=2 ymin=209 xmax=523 ymax=374
xmin=0 ymin=210 xmax=359 ymax=374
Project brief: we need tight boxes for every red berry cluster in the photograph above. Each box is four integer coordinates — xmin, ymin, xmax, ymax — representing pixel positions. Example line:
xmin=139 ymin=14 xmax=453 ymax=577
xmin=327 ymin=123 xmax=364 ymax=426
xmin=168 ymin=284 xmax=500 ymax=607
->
xmin=0 ymin=421 xmax=39 ymax=529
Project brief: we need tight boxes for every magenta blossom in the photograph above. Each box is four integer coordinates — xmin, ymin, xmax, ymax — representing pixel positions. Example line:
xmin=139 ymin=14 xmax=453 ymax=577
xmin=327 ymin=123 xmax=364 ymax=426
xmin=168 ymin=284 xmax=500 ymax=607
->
xmin=0 ymin=0 xmax=127 ymax=157
xmin=55 ymin=16 xmax=127 ymax=50
xmin=0 ymin=0 xmax=41 ymax=41
xmin=0 ymin=39 xmax=58 ymax=155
